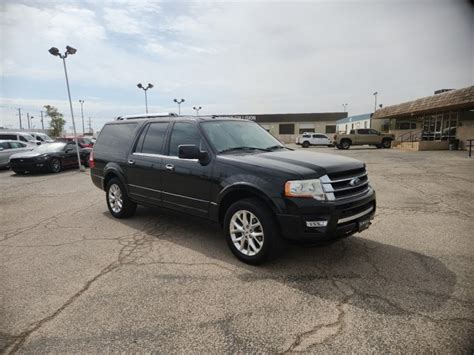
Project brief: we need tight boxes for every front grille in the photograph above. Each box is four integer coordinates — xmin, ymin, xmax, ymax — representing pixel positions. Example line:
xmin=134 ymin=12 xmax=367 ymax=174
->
xmin=321 ymin=167 xmax=370 ymax=201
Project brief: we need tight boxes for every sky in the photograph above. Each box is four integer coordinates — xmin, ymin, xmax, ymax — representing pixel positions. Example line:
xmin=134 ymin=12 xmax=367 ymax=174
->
xmin=1 ymin=0 xmax=473 ymax=132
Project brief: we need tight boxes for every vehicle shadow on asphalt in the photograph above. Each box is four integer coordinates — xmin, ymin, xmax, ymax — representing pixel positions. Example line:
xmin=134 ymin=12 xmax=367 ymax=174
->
xmin=104 ymin=206 xmax=456 ymax=318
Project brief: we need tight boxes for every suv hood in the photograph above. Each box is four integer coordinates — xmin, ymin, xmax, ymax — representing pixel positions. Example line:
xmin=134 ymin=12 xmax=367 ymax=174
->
xmin=219 ymin=150 xmax=364 ymax=178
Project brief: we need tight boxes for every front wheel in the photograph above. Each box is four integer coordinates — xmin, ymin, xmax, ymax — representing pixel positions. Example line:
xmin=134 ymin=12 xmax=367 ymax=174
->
xmin=50 ymin=158 xmax=62 ymax=173
xmin=106 ymin=178 xmax=137 ymax=218
xmin=302 ymin=141 xmax=310 ymax=148
xmin=224 ymin=198 xmax=283 ymax=265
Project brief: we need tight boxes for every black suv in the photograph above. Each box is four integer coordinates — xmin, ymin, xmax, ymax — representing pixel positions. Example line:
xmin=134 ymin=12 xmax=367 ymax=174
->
xmin=90 ymin=116 xmax=375 ymax=264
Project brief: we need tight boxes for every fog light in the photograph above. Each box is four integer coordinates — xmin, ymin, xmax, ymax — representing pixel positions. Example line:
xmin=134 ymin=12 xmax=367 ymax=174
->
xmin=306 ymin=220 xmax=328 ymax=227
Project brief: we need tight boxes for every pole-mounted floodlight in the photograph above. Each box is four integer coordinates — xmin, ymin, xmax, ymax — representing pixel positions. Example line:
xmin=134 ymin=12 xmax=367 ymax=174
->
xmin=48 ymin=45 xmax=83 ymax=171
xmin=173 ymin=98 xmax=185 ymax=115
xmin=193 ymin=106 xmax=202 ymax=115
xmin=48 ymin=47 xmax=60 ymax=56
xmin=137 ymin=83 xmax=154 ymax=113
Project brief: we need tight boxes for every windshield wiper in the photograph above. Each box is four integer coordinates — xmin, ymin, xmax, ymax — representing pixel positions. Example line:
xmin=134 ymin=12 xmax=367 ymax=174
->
xmin=219 ymin=146 xmax=270 ymax=154
xmin=265 ymin=145 xmax=288 ymax=151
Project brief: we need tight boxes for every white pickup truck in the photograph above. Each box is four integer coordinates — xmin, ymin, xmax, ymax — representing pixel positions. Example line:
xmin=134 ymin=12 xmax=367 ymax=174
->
xmin=296 ymin=132 xmax=333 ymax=148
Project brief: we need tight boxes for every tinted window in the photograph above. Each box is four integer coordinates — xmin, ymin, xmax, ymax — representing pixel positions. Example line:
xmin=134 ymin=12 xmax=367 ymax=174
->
xmin=140 ymin=122 xmax=169 ymax=155
xmin=279 ymin=124 xmax=295 ymax=134
xmin=315 ymin=134 xmax=327 ymax=139
xmin=10 ymin=142 xmax=26 ymax=148
xmin=94 ymin=123 xmax=138 ymax=158
xmin=358 ymin=129 xmax=370 ymax=134
xmin=0 ymin=142 xmax=9 ymax=149
xmin=168 ymin=122 xmax=202 ymax=156
xmin=0 ymin=134 xmax=16 ymax=140
xmin=369 ymin=129 xmax=379 ymax=135
xmin=19 ymin=136 xmax=27 ymax=142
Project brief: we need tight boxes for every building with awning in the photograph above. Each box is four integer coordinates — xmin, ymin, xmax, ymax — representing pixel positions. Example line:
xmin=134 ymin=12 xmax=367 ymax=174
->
xmin=372 ymin=86 xmax=474 ymax=150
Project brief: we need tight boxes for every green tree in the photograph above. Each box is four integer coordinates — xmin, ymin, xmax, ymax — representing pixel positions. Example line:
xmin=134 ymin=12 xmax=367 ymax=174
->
xmin=44 ymin=105 xmax=66 ymax=137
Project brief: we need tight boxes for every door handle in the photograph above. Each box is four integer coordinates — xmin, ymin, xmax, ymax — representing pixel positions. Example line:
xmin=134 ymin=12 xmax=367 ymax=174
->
xmin=128 ymin=159 xmax=135 ymax=165
xmin=165 ymin=164 xmax=174 ymax=171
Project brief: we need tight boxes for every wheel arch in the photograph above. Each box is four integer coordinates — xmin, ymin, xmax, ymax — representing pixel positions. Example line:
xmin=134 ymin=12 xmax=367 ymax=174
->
xmin=217 ymin=184 xmax=279 ymax=226
xmin=103 ymin=163 xmax=127 ymax=192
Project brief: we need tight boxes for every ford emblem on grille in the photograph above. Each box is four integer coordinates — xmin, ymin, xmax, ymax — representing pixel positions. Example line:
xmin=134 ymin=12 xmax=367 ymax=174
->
xmin=349 ymin=177 xmax=361 ymax=186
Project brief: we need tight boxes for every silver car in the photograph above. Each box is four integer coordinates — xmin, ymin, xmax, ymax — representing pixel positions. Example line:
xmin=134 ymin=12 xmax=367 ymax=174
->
xmin=0 ymin=140 xmax=33 ymax=168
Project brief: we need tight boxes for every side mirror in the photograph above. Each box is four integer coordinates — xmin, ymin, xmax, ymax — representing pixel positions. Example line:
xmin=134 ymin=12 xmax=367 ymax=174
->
xmin=178 ymin=144 xmax=209 ymax=162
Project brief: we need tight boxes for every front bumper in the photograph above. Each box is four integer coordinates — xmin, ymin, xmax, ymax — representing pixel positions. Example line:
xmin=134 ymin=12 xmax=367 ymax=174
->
xmin=275 ymin=188 xmax=376 ymax=242
xmin=9 ymin=160 xmax=49 ymax=172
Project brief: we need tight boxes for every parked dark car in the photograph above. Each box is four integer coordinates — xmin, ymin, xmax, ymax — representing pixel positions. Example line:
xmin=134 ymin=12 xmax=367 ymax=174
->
xmin=57 ymin=136 xmax=94 ymax=148
xmin=9 ymin=142 xmax=91 ymax=174
xmin=90 ymin=116 xmax=376 ymax=264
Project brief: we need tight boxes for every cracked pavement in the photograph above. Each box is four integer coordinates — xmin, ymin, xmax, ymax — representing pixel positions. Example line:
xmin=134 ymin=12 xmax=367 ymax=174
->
xmin=1 ymin=147 xmax=473 ymax=353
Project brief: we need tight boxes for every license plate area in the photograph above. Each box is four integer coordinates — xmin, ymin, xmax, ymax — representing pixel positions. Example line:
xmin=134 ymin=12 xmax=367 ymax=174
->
xmin=358 ymin=218 xmax=371 ymax=232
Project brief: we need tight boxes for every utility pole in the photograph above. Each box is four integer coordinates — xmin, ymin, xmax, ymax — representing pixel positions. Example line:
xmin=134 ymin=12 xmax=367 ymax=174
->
xmin=18 ymin=108 xmax=22 ymax=129
xmin=40 ymin=111 xmax=45 ymax=130
xmin=27 ymin=113 xmax=31 ymax=129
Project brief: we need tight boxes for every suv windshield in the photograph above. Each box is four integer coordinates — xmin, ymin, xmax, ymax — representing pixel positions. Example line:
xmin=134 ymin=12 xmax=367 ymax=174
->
xmin=201 ymin=120 xmax=284 ymax=153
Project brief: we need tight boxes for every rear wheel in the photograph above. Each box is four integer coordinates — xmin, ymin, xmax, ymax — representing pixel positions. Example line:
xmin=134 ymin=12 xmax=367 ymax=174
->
xmin=382 ymin=139 xmax=392 ymax=148
xmin=50 ymin=158 xmax=62 ymax=173
xmin=224 ymin=198 xmax=283 ymax=265
xmin=302 ymin=141 xmax=310 ymax=148
xmin=106 ymin=178 xmax=137 ymax=218
xmin=340 ymin=140 xmax=351 ymax=150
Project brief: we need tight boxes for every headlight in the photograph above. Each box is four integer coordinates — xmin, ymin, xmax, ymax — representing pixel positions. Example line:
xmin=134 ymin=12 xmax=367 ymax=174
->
xmin=284 ymin=179 xmax=326 ymax=200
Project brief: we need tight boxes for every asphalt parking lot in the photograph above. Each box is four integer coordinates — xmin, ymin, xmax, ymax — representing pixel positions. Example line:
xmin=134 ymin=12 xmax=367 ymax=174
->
xmin=1 ymin=147 xmax=473 ymax=353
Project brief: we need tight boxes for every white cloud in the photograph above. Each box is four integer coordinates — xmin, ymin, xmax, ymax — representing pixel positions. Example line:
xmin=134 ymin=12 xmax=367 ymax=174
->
xmin=103 ymin=8 xmax=143 ymax=34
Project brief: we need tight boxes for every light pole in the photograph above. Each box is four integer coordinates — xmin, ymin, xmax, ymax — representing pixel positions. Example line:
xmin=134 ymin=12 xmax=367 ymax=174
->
xmin=193 ymin=106 xmax=202 ymax=115
xmin=373 ymin=92 xmax=378 ymax=112
xmin=173 ymin=98 xmax=185 ymax=115
xmin=40 ymin=111 xmax=45 ymax=130
xmin=30 ymin=116 xmax=34 ymax=128
xmin=342 ymin=103 xmax=348 ymax=113
xmin=79 ymin=99 xmax=85 ymax=135
xmin=48 ymin=45 xmax=84 ymax=171
xmin=137 ymin=83 xmax=153 ymax=113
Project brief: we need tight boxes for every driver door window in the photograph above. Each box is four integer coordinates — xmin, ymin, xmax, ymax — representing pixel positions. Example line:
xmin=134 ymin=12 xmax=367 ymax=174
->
xmin=168 ymin=122 xmax=202 ymax=156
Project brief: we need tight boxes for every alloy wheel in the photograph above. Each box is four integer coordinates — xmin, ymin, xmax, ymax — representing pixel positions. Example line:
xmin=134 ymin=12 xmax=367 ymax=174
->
xmin=108 ymin=184 xmax=123 ymax=213
xmin=229 ymin=210 xmax=264 ymax=256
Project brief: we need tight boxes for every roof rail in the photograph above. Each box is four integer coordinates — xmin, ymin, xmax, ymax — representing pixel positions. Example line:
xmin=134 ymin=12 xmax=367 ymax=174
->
xmin=116 ymin=112 xmax=178 ymax=120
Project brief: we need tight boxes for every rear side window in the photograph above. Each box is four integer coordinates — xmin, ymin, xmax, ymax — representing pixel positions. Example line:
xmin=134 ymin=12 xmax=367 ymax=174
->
xmin=94 ymin=123 xmax=138 ymax=158
xmin=0 ymin=134 xmax=16 ymax=140
xmin=0 ymin=142 xmax=9 ymax=149
xmin=9 ymin=142 xmax=26 ymax=148
xmin=139 ymin=122 xmax=169 ymax=155
xmin=168 ymin=122 xmax=202 ymax=156
xmin=358 ymin=129 xmax=370 ymax=134
xmin=314 ymin=134 xmax=327 ymax=139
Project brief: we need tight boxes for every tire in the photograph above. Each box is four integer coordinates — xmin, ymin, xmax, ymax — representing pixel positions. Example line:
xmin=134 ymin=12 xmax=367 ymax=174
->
xmin=375 ymin=144 xmax=382 ymax=149
xmin=50 ymin=158 xmax=62 ymax=173
xmin=382 ymin=139 xmax=392 ymax=149
xmin=224 ymin=198 xmax=283 ymax=265
xmin=302 ymin=141 xmax=310 ymax=148
xmin=106 ymin=178 xmax=137 ymax=218
xmin=340 ymin=140 xmax=351 ymax=150
xmin=83 ymin=154 xmax=90 ymax=168
xmin=335 ymin=144 xmax=342 ymax=150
